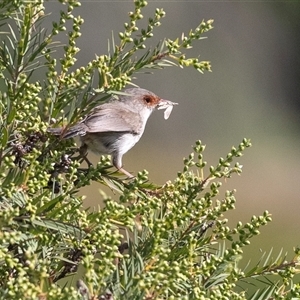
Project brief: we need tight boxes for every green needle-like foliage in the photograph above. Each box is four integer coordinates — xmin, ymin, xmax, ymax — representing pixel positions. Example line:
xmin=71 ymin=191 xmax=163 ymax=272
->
xmin=0 ymin=0 xmax=299 ymax=299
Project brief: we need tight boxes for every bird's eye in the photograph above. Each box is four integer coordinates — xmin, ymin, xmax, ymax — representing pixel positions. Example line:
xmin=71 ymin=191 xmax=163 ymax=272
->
xmin=143 ymin=95 xmax=152 ymax=104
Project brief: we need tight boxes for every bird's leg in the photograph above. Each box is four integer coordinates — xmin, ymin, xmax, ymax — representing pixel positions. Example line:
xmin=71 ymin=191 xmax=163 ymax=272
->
xmin=112 ymin=154 xmax=134 ymax=179
xmin=118 ymin=167 xmax=134 ymax=179
xmin=78 ymin=143 xmax=92 ymax=167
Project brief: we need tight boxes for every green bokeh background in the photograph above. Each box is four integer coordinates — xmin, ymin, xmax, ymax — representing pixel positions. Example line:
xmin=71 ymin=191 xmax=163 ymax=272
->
xmin=44 ymin=1 xmax=300 ymax=265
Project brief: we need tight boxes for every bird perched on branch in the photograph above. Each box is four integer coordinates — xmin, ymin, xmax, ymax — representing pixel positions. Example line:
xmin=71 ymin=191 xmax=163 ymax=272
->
xmin=48 ymin=87 xmax=177 ymax=178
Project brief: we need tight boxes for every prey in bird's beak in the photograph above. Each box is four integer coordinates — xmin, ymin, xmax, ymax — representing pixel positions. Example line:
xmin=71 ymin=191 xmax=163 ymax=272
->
xmin=157 ymin=99 xmax=178 ymax=120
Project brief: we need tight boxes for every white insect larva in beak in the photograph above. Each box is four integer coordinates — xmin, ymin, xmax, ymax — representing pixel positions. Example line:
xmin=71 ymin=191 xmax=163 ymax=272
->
xmin=157 ymin=99 xmax=178 ymax=120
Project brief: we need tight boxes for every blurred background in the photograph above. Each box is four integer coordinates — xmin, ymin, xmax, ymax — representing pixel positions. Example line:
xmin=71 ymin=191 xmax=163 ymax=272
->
xmin=45 ymin=1 xmax=300 ymax=264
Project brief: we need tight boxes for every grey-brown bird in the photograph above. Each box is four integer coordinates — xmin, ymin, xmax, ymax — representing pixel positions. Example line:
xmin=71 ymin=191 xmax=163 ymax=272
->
xmin=48 ymin=88 xmax=177 ymax=177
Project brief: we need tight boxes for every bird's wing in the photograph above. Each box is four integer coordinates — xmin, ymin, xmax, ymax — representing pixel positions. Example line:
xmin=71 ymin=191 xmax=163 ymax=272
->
xmin=83 ymin=104 xmax=141 ymax=134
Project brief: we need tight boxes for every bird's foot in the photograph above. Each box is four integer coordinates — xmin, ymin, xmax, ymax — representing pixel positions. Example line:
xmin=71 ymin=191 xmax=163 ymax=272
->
xmin=71 ymin=144 xmax=93 ymax=167
xmin=118 ymin=167 xmax=135 ymax=179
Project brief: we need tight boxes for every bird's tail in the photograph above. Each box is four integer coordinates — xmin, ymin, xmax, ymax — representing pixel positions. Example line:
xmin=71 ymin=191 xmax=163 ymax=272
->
xmin=47 ymin=124 xmax=87 ymax=139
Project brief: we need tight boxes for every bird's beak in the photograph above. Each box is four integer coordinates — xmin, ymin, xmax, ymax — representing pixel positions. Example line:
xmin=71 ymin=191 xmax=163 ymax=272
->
xmin=157 ymin=99 xmax=178 ymax=120
xmin=157 ymin=99 xmax=178 ymax=108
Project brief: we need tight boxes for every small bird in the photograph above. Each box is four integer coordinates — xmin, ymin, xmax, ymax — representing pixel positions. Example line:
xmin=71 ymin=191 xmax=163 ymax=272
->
xmin=48 ymin=88 xmax=177 ymax=177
